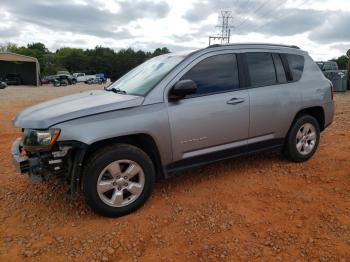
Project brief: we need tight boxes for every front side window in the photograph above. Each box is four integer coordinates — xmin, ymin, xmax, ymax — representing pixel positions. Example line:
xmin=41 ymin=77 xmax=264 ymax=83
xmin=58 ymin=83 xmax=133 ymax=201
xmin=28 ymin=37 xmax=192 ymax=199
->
xmin=246 ymin=53 xmax=277 ymax=87
xmin=286 ymin=54 xmax=305 ymax=81
xmin=180 ymin=54 xmax=239 ymax=96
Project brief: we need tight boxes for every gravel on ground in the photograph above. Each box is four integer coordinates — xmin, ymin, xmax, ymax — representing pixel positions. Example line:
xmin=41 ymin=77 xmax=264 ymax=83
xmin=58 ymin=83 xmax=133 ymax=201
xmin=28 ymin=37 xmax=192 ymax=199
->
xmin=0 ymin=85 xmax=350 ymax=261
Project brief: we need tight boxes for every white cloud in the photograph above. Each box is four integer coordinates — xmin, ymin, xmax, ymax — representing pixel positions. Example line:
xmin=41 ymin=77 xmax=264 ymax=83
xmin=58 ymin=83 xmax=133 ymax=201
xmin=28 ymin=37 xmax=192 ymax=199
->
xmin=0 ymin=0 xmax=349 ymax=60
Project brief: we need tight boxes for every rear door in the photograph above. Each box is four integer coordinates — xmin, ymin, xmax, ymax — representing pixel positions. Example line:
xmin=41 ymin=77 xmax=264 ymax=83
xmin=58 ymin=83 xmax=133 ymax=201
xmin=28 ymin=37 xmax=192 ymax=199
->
xmin=246 ymin=52 xmax=301 ymax=143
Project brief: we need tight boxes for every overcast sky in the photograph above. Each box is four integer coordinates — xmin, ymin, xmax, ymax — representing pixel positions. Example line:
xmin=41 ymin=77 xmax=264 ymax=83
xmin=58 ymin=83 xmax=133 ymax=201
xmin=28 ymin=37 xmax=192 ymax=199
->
xmin=0 ymin=0 xmax=349 ymax=60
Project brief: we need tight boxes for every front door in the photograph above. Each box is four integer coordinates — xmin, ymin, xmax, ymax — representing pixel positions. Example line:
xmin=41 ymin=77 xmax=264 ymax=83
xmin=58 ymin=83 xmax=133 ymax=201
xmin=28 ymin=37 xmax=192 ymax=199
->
xmin=167 ymin=53 xmax=250 ymax=162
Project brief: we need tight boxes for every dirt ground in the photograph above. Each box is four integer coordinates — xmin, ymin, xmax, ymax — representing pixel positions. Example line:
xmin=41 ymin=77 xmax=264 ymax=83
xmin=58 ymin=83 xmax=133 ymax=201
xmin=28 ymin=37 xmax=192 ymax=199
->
xmin=0 ymin=85 xmax=349 ymax=262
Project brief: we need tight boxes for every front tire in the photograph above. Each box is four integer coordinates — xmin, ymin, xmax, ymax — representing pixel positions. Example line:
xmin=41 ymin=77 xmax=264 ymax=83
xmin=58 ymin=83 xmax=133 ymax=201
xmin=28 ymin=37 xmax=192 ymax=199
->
xmin=82 ymin=144 xmax=155 ymax=217
xmin=284 ymin=115 xmax=320 ymax=162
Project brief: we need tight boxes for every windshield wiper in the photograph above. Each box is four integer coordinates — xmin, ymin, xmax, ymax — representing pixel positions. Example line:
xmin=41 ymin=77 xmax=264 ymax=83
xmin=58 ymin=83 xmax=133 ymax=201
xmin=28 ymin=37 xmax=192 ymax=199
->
xmin=106 ymin=87 xmax=127 ymax=94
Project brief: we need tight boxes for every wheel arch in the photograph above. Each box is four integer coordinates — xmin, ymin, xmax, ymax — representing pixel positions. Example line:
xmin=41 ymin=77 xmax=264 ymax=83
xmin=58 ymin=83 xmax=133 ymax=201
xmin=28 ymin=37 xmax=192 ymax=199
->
xmin=283 ymin=106 xmax=325 ymax=149
xmin=291 ymin=106 xmax=325 ymax=132
xmin=82 ymin=133 xmax=164 ymax=180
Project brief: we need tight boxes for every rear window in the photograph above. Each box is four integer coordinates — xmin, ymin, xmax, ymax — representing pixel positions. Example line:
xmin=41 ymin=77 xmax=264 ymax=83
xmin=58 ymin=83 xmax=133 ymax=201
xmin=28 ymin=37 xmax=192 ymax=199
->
xmin=286 ymin=54 xmax=305 ymax=82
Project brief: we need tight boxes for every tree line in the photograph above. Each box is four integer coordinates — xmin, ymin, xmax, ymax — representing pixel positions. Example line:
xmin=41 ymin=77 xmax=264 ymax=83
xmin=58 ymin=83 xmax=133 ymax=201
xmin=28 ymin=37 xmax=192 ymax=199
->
xmin=331 ymin=55 xmax=349 ymax=70
xmin=0 ymin=43 xmax=170 ymax=81
xmin=0 ymin=42 xmax=348 ymax=79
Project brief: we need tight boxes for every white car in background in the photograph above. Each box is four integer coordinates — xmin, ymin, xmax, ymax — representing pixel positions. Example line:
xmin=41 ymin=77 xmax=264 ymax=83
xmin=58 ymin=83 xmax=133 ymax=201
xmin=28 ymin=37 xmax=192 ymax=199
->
xmin=73 ymin=73 xmax=96 ymax=83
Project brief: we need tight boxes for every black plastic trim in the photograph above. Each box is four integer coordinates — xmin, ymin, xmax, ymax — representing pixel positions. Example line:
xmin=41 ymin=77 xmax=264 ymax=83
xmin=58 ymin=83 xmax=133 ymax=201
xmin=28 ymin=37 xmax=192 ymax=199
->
xmin=280 ymin=54 xmax=293 ymax=82
xmin=271 ymin=53 xmax=287 ymax=84
xmin=165 ymin=139 xmax=284 ymax=177
xmin=58 ymin=141 xmax=88 ymax=196
xmin=237 ymin=53 xmax=250 ymax=88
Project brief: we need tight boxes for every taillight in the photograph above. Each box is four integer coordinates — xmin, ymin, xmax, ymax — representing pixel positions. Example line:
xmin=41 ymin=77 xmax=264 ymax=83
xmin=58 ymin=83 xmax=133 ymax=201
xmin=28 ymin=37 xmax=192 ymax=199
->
xmin=329 ymin=82 xmax=334 ymax=100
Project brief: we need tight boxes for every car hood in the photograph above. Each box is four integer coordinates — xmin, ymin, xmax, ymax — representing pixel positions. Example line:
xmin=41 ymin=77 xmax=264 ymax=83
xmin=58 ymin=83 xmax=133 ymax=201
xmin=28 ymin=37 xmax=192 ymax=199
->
xmin=13 ymin=90 xmax=144 ymax=129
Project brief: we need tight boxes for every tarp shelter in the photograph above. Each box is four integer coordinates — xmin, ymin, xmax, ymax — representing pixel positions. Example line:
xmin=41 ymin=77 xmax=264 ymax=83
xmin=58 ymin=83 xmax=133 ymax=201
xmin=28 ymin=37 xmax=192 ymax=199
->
xmin=0 ymin=52 xmax=40 ymax=86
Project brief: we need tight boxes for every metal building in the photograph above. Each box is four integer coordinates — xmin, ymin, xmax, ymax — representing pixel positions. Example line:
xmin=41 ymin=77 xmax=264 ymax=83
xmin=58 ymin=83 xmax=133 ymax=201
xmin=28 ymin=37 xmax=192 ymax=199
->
xmin=0 ymin=52 xmax=40 ymax=86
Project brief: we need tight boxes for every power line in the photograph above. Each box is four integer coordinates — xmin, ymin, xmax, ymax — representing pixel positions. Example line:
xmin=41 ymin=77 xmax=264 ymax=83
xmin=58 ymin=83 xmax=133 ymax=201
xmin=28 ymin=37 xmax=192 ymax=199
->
xmin=234 ymin=0 xmax=275 ymax=31
xmin=232 ymin=0 xmax=254 ymax=28
xmin=251 ymin=0 xmax=312 ymax=33
xmin=238 ymin=0 xmax=287 ymax=31
xmin=209 ymin=11 xmax=234 ymax=45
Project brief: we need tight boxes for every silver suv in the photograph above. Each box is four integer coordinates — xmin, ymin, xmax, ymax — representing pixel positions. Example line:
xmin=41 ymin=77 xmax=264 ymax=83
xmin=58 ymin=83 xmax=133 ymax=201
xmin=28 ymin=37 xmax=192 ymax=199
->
xmin=12 ymin=43 xmax=334 ymax=217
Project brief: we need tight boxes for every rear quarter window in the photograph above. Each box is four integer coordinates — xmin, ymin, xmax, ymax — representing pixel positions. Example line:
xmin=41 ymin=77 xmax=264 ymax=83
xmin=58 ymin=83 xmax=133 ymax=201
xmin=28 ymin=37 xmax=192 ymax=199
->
xmin=286 ymin=54 xmax=305 ymax=82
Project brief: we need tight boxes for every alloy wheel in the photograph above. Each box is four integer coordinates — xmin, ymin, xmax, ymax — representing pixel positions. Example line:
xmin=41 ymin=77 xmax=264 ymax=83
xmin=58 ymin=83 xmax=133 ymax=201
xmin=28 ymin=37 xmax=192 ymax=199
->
xmin=296 ymin=123 xmax=317 ymax=155
xmin=96 ymin=160 xmax=145 ymax=207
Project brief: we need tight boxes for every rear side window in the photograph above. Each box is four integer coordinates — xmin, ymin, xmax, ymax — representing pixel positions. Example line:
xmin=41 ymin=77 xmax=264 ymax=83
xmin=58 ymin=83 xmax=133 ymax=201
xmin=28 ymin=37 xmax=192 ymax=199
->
xmin=286 ymin=54 xmax=304 ymax=82
xmin=272 ymin=54 xmax=287 ymax=84
xmin=181 ymin=54 xmax=239 ymax=96
xmin=246 ymin=53 xmax=277 ymax=87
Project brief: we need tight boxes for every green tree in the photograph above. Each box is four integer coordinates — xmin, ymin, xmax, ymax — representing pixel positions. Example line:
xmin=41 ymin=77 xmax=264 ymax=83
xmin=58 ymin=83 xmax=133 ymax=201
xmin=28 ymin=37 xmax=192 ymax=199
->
xmin=54 ymin=48 xmax=88 ymax=73
xmin=331 ymin=55 xmax=349 ymax=70
xmin=1 ymin=42 xmax=172 ymax=80
xmin=7 ymin=42 xmax=50 ymax=74
xmin=152 ymin=47 xmax=170 ymax=57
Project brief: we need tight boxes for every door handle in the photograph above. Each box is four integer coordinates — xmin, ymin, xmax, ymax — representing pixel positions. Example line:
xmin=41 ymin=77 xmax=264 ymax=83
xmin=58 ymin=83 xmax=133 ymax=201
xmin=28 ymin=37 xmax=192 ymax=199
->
xmin=227 ymin=97 xmax=245 ymax=105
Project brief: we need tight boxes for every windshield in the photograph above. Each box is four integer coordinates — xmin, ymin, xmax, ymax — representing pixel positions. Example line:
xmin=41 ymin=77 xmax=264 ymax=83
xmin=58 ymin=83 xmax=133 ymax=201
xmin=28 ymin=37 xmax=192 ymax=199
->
xmin=107 ymin=54 xmax=185 ymax=96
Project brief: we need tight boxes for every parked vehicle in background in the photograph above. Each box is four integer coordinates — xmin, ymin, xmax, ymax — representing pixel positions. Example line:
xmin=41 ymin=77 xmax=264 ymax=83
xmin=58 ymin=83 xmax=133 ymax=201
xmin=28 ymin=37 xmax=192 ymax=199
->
xmin=96 ymin=73 xmax=107 ymax=83
xmin=73 ymin=73 xmax=96 ymax=83
xmin=72 ymin=73 xmax=81 ymax=78
xmin=41 ymin=75 xmax=56 ymax=84
xmin=53 ymin=75 xmax=75 ymax=87
xmin=57 ymin=70 xmax=70 ymax=75
xmin=0 ymin=79 xmax=7 ymax=89
xmin=11 ymin=43 xmax=334 ymax=217
xmin=86 ymin=78 xmax=103 ymax=85
xmin=55 ymin=73 xmax=77 ymax=85
xmin=317 ymin=61 xmax=339 ymax=71
xmin=5 ymin=73 xmax=22 ymax=85
xmin=317 ymin=60 xmax=347 ymax=92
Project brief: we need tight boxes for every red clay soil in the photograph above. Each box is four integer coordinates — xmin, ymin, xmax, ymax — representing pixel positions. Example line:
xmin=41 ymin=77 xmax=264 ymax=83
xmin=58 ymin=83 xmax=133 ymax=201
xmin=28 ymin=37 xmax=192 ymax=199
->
xmin=0 ymin=86 xmax=350 ymax=262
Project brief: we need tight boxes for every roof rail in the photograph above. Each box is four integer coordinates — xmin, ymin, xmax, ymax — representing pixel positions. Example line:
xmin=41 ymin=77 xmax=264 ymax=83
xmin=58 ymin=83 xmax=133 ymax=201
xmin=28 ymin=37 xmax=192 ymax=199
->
xmin=207 ymin=43 xmax=300 ymax=49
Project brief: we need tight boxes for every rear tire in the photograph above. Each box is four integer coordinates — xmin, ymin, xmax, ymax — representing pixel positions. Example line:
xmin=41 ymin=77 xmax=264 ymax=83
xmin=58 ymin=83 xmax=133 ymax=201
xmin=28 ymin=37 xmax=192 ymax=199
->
xmin=284 ymin=115 xmax=320 ymax=162
xmin=82 ymin=144 xmax=155 ymax=217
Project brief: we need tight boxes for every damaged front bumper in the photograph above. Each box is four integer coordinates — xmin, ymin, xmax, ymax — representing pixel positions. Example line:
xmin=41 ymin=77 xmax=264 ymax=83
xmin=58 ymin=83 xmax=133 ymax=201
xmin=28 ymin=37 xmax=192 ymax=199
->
xmin=11 ymin=138 xmax=29 ymax=174
xmin=11 ymin=137 xmax=87 ymax=195
xmin=11 ymin=137 xmax=71 ymax=182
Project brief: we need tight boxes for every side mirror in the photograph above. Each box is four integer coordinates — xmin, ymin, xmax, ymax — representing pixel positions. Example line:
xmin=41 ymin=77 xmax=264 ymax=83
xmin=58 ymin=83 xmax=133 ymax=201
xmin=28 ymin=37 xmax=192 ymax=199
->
xmin=170 ymin=79 xmax=197 ymax=100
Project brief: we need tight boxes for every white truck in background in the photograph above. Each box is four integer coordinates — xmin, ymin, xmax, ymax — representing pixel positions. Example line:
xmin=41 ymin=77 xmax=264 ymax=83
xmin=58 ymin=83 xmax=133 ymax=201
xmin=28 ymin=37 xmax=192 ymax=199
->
xmin=72 ymin=73 xmax=96 ymax=83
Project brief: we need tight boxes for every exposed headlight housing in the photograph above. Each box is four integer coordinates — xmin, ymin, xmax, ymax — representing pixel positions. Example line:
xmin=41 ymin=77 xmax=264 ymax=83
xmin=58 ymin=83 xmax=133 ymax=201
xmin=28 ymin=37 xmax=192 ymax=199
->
xmin=22 ymin=128 xmax=60 ymax=152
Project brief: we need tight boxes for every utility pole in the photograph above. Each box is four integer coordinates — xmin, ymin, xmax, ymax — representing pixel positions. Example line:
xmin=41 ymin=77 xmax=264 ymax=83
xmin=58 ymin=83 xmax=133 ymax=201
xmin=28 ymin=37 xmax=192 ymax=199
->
xmin=209 ymin=10 xmax=234 ymax=46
